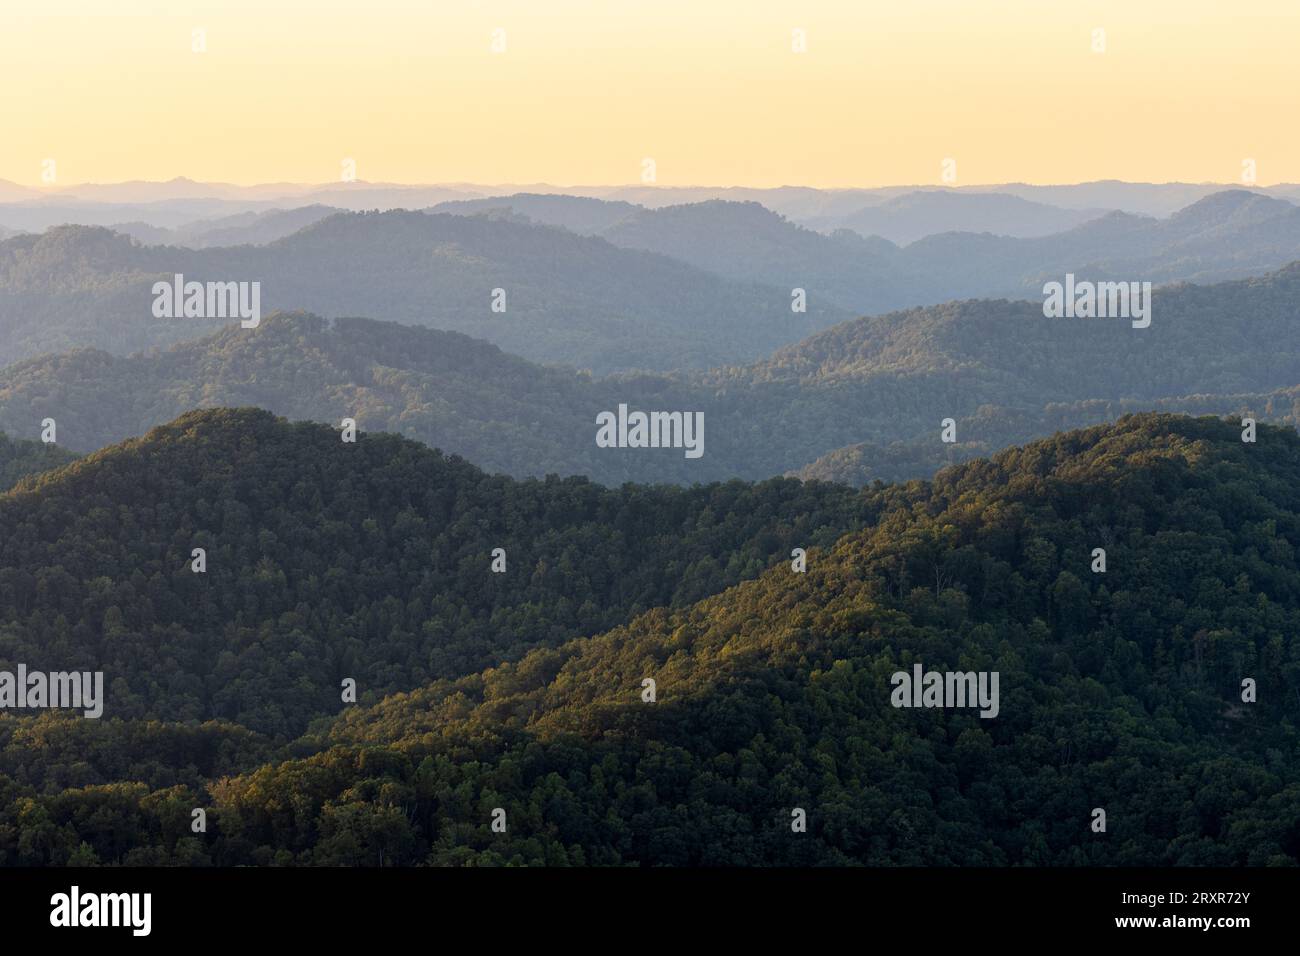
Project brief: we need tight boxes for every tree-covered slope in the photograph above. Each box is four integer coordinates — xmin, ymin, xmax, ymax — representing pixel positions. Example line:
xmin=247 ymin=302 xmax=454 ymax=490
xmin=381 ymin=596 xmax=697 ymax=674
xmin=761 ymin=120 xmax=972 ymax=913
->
xmin=3 ymin=413 xmax=1297 ymax=866
xmin=729 ymin=264 xmax=1300 ymax=401
xmin=0 ymin=313 xmax=638 ymax=477
xmin=0 ymin=431 xmax=76 ymax=492
xmin=205 ymin=414 xmax=1298 ymax=867
xmin=0 ymin=408 xmax=866 ymax=742
xmin=794 ymin=386 xmax=1300 ymax=485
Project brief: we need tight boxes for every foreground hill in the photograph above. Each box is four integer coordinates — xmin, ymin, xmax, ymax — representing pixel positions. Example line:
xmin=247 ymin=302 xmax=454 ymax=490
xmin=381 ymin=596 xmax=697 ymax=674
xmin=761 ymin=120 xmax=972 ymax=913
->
xmin=0 ymin=408 xmax=866 ymax=742
xmin=0 ymin=212 xmax=842 ymax=373
xmin=1 ymin=413 xmax=1297 ymax=865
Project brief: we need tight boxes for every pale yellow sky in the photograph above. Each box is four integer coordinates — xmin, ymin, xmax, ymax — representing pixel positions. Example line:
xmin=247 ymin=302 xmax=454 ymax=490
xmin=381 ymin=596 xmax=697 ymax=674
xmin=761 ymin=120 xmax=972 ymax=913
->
xmin=1 ymin=0 xmax=1296 ymax=188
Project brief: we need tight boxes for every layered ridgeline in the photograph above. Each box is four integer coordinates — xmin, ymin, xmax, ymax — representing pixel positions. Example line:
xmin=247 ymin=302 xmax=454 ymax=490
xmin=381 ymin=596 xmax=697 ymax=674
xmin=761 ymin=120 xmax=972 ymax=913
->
xmin=4 ymin=262 xmax=1300 ymax=485
xmin=0 ymin=211 xmax=842 ymax=374
xmin=1 ymin=413 xmax=1297 ymax=865
xmin=0 ymin=408 xmax=867 ymax=744
xmin=4 ymin=189 xmax=1299 ymax=375
xmin=430 ymin=190 xmax=1300 ymax=315
xmin=793 ymin=386 xmax=1300 ymax=485
xmin=108 ymin=205 xmax=343 ymax=250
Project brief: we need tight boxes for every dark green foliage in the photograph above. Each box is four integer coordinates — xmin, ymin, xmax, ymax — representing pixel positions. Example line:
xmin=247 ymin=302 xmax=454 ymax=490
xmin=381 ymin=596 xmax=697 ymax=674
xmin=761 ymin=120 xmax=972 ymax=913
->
xmin=1 ymin=412 xmax=1298 ymax=866
xmin=0 ymin=431 xmax=76 ymax=491
xmin=0 ymin=408 xmax=866 ymax=740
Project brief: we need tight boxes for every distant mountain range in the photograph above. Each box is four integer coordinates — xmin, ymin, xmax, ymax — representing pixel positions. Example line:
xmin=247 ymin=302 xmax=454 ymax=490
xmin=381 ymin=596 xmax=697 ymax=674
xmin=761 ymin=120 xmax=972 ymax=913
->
xmin=109 ymin=205 xmax=343 ymax=249
xmin=799 ymin=191 xmax=1107 ymax=243
xmin=4 ymin=176 xmax=1298 ymax=241
xmin=431 ymin=190 xmax=1300 ymax=312
xmin=5 ymin=189 xmax=1300 ymax=377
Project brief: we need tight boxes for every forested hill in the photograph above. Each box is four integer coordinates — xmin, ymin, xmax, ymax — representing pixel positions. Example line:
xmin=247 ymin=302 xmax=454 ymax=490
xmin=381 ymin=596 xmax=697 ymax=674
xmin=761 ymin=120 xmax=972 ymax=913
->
xmin=718 ymin=263 xmax=1300 ymax=401
xmin=434 ymin=189 xmax=1300 ymax=314
xmin=0 ymin=212 xmax=843 ymax=373
xmin=5 ymin=259 xmax=1300 ymax=486
xmin=792 ymin=385 xmax=1300 ymax=485
xmin=0 ymin=407 xmax=867 ymax=740
xmin=232 ymin=414 xmax=1300 ymax=866
xmin=1 ymin=412 xmax=1298 ymax=865
xmin=7 ymin=189 xmax=1298 ymax=378
xmin=0 ymin=313 xmax=637 ymax=478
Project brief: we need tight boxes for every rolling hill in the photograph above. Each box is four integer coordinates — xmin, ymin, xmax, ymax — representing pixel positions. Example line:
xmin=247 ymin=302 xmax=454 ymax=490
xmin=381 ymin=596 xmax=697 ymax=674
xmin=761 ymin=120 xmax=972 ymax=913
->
xmin=3 ymin=261 xmax=1299 ymax=486
xmin=5 ymin=190 xmax=1300 ymax=379
xmin=0 ymin=412 xmax=1296 ymax=865
xmin=0 ymin=407 xmax=867 ymax=741
xmin=802 ymin=190 xmax=1105 ymax=243
xmin=0 ymin=211 xmax=843 ymax=373
xmin=431 ymin=190 xmax=1300 ymax=316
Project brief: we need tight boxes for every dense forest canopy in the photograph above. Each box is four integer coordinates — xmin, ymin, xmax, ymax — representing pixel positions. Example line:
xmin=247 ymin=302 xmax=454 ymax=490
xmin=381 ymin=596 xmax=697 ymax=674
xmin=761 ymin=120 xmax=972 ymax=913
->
xmin=0 ymin=411 xmax=1297 ymax=866
xmin=0 ymin=431 xmax=76 ymax=492
xmin=0 ymin=408 xmax=868 ymax=739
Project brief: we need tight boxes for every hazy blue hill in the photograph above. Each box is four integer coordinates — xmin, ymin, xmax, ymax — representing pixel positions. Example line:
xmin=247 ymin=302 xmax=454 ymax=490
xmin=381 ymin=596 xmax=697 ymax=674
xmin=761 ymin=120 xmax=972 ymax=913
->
xmin=6 ymin=190 xmax=1300 ymax=377
xmin=794 ymin=385 xmax=1300 ymax=486
xmin=429 ymin=193 xmax=640 ymax=234
xmin=595 ymin=200 xmax=901 ymax=313
xmin=0 ymin=179 xmax=40 ymax=203
xmin=0 ymin=313 xmax=643 ymax=479
xmin=808 ymin=189 xmax=1105 ymax=243
xmin=5 ymin=261 xmax=1300 ymax=489
xmin=428 ymin=190 xmax=1300 ymax=317
xmin=0 ymin=212 xmax=845 ymax=372
xmin=733 ymin=264 xmax=1300 ymax=401
xmin=174 ymin=204 xmax=343 ymax=248
xmin=432 ymin=195 xmax=905 ymax=313
xmin=993 ymin=180 xmax=1297 ymax=217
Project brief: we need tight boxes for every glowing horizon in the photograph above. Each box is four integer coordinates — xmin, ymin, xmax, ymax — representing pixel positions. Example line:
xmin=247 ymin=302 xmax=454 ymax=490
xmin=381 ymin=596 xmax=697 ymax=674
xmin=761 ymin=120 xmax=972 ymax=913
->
xmin=3 ymin=0 xmax=1298 ymax=189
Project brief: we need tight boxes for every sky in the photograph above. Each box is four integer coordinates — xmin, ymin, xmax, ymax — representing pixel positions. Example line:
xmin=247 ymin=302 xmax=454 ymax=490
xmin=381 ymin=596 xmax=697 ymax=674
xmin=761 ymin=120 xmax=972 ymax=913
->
xmin=1 ymin=0 xmax=1297 ymax=188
